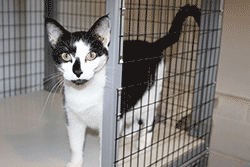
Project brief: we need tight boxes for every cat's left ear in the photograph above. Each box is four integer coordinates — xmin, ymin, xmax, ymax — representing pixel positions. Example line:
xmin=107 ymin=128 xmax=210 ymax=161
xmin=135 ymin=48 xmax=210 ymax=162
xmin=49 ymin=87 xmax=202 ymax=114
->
xmin=88 ymin=15 xmax=111 ymax=48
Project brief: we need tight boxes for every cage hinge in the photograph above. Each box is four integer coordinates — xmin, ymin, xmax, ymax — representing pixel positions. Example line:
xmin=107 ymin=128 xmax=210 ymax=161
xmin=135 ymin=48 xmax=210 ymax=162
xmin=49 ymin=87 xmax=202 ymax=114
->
xmin=116 ymin=87 xmax=123 ymax=121
xmin=117 ymin=113 xmax=122 ymax=120
xmin=121 ymin=7 xmax=126 ymax=17
xmin=121 ymin=7 xmax=126 ymax=11
xmin=119 ymin=7 xmax=125 ymax=64
xmin=119 ymin=56 xmax=124 ymax=64
xmin=117 ymin=87 xmax=123 ymax=94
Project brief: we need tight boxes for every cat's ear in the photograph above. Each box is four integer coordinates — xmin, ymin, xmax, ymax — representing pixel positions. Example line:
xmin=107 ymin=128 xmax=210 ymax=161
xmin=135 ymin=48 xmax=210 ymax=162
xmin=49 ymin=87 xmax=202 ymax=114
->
xmin=45 ymin=17 xmax=68 ymax=48
xmin=88 ymin=15 xmax=111 ymax=48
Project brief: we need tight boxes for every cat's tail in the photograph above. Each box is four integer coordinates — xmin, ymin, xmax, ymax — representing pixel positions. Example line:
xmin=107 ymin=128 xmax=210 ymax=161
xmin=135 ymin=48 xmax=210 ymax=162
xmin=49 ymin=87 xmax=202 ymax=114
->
xmin=152 ymin=4 xmax=201 ymax=52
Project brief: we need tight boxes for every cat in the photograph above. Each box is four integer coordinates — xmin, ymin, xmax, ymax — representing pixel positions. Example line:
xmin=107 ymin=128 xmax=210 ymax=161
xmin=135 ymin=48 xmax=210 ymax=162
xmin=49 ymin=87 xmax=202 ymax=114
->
xmin=45 ymin=4 xmax=200 ymax=167
xmin=119 ymin=4 xmax=200 ymax=148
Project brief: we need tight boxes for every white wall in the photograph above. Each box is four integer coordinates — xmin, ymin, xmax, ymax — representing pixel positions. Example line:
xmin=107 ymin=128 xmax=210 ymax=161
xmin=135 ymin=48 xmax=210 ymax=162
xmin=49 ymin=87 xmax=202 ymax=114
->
xmin=216 ymin=0 xmax=250 ymax=99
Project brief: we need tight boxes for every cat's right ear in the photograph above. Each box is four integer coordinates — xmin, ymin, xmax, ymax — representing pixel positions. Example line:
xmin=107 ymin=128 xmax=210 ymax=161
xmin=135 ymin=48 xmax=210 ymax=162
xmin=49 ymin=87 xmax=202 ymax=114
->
xmin=45 ymin=17 xmax=67 ymax=48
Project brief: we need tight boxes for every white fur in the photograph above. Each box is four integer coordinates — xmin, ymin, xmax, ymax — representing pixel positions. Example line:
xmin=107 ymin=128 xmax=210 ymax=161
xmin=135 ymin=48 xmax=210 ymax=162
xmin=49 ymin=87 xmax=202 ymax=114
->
xmin=64 ymin=40 xmax=107 ymax=167
xmin=119 ymin=58 xmax=165 ymax=149
xmin=65 ymin=67 xmax=106 ymax=166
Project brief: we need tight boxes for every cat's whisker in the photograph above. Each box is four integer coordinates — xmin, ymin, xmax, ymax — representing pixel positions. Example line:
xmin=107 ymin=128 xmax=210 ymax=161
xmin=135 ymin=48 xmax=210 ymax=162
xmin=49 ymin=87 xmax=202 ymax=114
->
xmin=58 ymin=79 xmax=66 ymax=99
xmin=27 ymin=73 xmax=62 ymax=91
xmin=51 ymin=78 xmax=65 ymax=108
xmin=42 ymin=74 xmax=63 ymax=89
xmin=38 ymin=78 xmax=65 ymax=121
xmin=56 ymin=66 xmax=64 ymax=73
xmin=42 ymin=73 xmax=62 ymax=85
xmin=43 ymin=74 xmax=64 ymax=93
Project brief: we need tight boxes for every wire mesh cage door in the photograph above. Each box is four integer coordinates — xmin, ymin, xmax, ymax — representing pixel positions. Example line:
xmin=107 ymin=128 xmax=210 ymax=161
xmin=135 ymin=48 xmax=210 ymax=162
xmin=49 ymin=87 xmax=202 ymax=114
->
xmin=189 ymin=0 xmax=224 ymax=150
xmin=113 ymin=0 xmax=224 ymax=167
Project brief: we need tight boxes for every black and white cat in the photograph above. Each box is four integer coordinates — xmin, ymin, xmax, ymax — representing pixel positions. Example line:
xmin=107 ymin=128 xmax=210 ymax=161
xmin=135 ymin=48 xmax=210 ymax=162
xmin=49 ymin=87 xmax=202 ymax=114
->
xmin=45 ymin=4 xmax=200 ymax=167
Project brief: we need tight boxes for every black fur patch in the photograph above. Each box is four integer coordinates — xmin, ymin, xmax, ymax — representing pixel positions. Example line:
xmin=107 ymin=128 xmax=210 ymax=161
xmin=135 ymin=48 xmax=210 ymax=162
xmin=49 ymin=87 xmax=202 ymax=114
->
xmin=119 ymin=4 xmax=201 ymax=118
xmin=72 ymin=57 xmax=82 ymax=78
xmin=138 ymin=119 xmax=144 ymax=125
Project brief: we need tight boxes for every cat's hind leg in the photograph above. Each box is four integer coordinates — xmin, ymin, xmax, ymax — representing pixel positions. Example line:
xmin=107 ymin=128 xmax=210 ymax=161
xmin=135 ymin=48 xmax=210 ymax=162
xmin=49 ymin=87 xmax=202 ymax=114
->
xmin=136 ymin=109 xmax=155 ymax=150
xmin=119 ymin=112 xmax=142 ymax=149
xmin=66 ymin=110 xmax=86 ymax=167
xmin=119 ymin=110 xmax=154 ymax=150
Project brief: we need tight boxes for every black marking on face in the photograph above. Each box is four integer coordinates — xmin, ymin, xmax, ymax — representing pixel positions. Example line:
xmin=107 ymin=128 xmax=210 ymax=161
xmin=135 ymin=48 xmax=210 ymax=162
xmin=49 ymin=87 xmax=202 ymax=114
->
xmin=71 ymin=79 xmax=88 ymax=85
xmin=87 ymin=35 xmax=109 ymax=57
xmin=72 ymin=57 xmax=82 ymax=78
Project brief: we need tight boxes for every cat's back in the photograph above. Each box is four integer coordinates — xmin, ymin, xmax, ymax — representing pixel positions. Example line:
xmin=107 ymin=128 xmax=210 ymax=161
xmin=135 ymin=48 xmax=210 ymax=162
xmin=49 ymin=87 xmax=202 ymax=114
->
xmin=123 ymin=40 xmax=158 ymax=62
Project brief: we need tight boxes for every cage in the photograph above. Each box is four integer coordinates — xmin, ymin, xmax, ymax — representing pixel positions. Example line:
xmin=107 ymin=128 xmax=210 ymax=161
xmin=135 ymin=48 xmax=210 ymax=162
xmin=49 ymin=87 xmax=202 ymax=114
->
xmin=0 ymin=0 xmax=224 ymax=166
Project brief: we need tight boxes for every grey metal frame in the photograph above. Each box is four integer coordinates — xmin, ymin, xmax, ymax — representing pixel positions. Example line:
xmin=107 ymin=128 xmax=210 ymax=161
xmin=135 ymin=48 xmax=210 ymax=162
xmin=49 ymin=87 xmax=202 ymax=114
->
xmin=189 ymin=0 xmax=224 ymax=145
xmin=102 ymin=0 xmax=123 ymax=166
xmin=187 ymin=0 xmax=224 ymax=166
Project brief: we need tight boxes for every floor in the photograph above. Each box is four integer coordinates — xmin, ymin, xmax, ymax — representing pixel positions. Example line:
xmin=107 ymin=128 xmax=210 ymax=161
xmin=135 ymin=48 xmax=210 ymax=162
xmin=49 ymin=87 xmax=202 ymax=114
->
xmin=0 ymin=91 xmax=250 ymax=167
xmin=0 ymin=91 xmax=99 ymax=167
xmin=208 ymin=93 xmax=250 ymax=167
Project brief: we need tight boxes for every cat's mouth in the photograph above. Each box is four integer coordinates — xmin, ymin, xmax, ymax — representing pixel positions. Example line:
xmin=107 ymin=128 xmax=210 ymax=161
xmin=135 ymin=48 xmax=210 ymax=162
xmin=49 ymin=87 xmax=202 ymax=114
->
xmin=71 ymin=79 xmax=88 ymax=85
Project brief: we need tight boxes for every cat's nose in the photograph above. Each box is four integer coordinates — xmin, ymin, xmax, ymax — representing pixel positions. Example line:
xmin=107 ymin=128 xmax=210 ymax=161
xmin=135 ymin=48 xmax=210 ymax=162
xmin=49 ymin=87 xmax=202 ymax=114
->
xmin=74 ymin=70 xmax=83 ymax=78
xmin=73 ymin=57 xmax=83 ymax=78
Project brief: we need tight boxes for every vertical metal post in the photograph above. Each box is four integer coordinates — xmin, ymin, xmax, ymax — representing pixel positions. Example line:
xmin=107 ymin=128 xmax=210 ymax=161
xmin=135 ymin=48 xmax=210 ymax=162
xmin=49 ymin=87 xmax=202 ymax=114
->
xmin=18 ymin=0 xmax=27 ymax=95
xmin=102 ymin=0 xmax=123 ymax=166
xmin=189 ymin=0 xmax=225 ymax=146
xmin=44 ymin=0 xmax=58 ymax=91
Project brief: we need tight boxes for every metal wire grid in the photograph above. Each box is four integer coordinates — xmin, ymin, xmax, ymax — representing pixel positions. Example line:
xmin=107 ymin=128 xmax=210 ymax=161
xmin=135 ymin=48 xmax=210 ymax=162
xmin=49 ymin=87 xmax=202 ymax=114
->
xmin=189 ymin=0 xmax=224 ymax=155
xmin=186 ymin=153 xmax=208 ymax=167
xmin=58 ymin=0 xmax=106 ymax=32
xmin=114 ymin=0 xmax=223 ymax=166
xmin=0 ymin=0 xmax=45 ymax=98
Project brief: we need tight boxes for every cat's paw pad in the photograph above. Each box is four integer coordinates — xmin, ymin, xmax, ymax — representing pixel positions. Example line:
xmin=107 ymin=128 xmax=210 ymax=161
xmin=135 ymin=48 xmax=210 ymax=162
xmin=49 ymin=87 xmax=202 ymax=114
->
xmin=66 ymin=162 xmax=83 ymax=167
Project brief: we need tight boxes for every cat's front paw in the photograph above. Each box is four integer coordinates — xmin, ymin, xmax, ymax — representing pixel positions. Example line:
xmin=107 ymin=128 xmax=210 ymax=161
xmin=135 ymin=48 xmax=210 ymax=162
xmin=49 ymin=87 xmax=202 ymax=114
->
xmin=66 ymin=162 xmax=83 ymax=167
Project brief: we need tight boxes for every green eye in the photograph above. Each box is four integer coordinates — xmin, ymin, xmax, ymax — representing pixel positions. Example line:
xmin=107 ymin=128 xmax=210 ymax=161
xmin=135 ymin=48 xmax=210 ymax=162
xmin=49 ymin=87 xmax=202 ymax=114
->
xmin=61 ymin=53 xmax=72 ymax=62
xmin=86 ymin=52 xmax=97 ymax=61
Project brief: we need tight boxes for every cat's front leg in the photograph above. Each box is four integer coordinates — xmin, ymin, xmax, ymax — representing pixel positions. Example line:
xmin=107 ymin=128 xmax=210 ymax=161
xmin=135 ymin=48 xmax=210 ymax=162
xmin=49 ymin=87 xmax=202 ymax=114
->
xmin=66 ymin=110 xmax=86 ymax=167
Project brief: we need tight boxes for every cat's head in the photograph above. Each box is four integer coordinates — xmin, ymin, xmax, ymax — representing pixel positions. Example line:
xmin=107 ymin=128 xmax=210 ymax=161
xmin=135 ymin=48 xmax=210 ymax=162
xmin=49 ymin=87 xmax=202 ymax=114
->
xmin=45 ymin=15 xmax=110 ymax=85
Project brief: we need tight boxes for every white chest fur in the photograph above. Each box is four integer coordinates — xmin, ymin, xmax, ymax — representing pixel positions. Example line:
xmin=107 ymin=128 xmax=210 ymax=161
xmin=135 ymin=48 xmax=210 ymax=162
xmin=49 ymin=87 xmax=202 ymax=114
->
xmin=64 ymin=66 xmax=106 ymax=129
